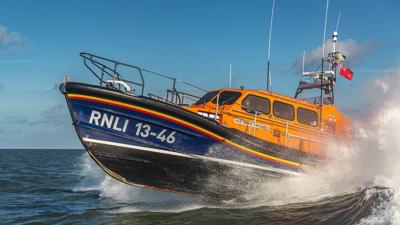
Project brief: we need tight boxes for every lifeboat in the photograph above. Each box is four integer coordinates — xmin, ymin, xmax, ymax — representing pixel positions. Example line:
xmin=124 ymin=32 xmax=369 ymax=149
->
xmin=60 ymin=33 xmax=351 ymax=199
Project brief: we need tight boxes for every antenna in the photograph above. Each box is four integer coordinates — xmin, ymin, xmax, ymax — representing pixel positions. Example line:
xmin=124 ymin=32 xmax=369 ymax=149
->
xmin=269 ymin=69 xmax=272 ymax=89
xmin=332 ymin=32 xmax=337 ymax=54
xmin=302 ymin=50 xmax=305 ymax=74
xmin=295 ymin=1 xmax=338 ymax=107
xmin=266 ymin=0 xmax=276 ymax=91
xmin=229 ymin=63 xmax=232 ymax=88
xmin=332 ymin=13 xmax=341 ymax=56
xmin=335 ymin=12 xmax=341 ymax=32
xmin=322 ymin=0 xmax=329 ymax=60
xmin=319 ymin=0 xmax=329 ymax=129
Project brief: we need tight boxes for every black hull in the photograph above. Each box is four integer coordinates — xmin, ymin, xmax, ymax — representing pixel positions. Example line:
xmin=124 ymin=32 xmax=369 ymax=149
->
xmin=86 ymin=141 xmax=285 ymax=199
xmin=61 ymin=82 xmax=319 ymax=199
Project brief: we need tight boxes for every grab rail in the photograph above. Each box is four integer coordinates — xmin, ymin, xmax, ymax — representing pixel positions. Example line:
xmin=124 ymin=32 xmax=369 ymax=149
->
xmin=80 ymin=52 xmax=207 ymax=105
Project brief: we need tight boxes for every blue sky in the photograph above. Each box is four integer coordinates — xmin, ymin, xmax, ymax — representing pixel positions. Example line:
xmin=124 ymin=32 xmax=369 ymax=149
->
xmin=0 ymin=0 xmax=399 ymax=148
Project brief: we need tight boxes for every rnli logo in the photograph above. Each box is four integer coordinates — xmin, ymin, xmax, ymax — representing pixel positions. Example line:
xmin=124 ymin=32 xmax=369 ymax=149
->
xmin=88 ymin=110 xmax=129 ymax=132
xmin=233 ymin=118 xmax=270 ymax=130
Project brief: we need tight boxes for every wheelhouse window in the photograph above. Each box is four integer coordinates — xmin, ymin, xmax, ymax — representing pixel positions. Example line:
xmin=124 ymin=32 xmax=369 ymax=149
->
xmin=297 ymin=107 xmax=318 ymax=126
xmin=194 ymin=91 xmax=218 ymax=105
xmin=241 ymin=94 xmax=270 ymax=115
xmin=273 ymin=101 xmax=295 ymax=120
xmin=212 ymin=91 xmax=242 ymax=105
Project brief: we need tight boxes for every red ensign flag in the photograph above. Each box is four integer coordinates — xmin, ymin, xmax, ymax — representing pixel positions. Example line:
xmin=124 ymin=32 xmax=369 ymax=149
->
xmin=339 ymin=65 xmax=354 ymax=80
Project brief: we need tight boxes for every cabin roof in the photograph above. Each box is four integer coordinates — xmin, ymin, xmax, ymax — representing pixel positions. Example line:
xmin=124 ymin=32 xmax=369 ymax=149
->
xmin=207 ymin=88 xmax=320 ymax=108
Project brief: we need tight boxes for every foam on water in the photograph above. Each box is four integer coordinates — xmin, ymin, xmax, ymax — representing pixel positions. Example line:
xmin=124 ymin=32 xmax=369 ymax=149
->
xmin=74 ymin=152 xmax=207 ymax=213
xmin=241 ymin=68 xmax=400 ymax=224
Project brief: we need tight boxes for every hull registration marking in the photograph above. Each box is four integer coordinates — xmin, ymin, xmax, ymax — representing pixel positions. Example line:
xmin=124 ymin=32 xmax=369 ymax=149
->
xmin=68 ymin=94 xmax=302 ymax=168
xmin=89 ymin=110 xmax=129 ymax=132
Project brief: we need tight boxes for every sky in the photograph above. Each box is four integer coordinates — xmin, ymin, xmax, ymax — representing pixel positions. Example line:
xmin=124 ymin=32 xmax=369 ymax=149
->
xmin=0 ymin=0 xmax=399 ymax=148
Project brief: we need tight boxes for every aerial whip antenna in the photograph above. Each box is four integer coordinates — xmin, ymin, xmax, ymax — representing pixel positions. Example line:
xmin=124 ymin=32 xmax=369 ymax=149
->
xmin=302 ymin=50 xmax=305 ymax=74
xmin=335 ymin=12 xmax=341 ymax=33
xmin=319 ymin=0 xmax=329 ymax=128
xmin=332 ymin=13 xmax=341 ymax=62
xmin=332 ymin=13 xmax=341 ymax=61
xmin=229 ymin=63 xmax=232 ymax=88
xmin=322 ymin=0 xmax=329 ymax=61
xmin=266 ymin=0 xmax=276 ymax=91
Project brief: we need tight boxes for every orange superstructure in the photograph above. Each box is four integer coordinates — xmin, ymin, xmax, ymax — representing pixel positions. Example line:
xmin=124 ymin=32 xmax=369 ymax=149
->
xmin=184 ymin=31 xmax=354 ymax=157
xmin=185 ymin=88 xmax=351 ymax=156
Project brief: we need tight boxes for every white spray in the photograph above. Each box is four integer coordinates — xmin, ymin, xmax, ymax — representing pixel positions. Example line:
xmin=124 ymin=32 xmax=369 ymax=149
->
xmin=242 ymin=67 xmax=400 ymax=224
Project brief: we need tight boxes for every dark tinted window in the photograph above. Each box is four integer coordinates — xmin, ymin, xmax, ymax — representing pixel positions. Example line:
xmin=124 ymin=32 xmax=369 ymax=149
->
xmin=195 ymin=91 xmax=218 ymax=105
xmin=298 ymin=107 xmax=318 ymax=126
xmin=241 ymin=95 xmax=270 ymax=114
xmin=273 ymin=101 xmax=295 ymax=120
xmin=212 ymin=91 xmax=242 ymax=105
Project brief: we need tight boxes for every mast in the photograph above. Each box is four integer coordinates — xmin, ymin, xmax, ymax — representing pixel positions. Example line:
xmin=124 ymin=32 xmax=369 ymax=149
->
xmin=331 ymin=31 xmax=338 ymax=104
xmin=293 ymin=4 xmax=348 ymax=131
xmin=330 ymin=13 xmax=340 ymax=103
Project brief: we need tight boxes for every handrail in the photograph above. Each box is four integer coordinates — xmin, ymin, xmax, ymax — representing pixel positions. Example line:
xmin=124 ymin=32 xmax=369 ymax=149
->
xmin=81 ymin=52 xmax=145 ymax=95
xmin=80 ymin=52 xmax=207 ymax=105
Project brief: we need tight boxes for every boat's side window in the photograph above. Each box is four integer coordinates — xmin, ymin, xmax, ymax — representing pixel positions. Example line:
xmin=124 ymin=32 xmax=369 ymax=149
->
xmin=297 ymin=107 xmax=318 ymax=126
xmin=273 ymin=101 xmax=295 ymax=120
xmin=212 ymin=91 xmax=242 ymax=105
xmin=241 ymin=94 xmax=270 ymax=115
xmin=194 ymin=91 xmax=219 ymax=105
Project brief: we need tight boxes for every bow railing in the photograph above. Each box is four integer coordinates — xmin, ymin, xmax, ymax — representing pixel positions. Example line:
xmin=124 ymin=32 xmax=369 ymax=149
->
xmin=80 ymin=52 xmax=207 ymax=105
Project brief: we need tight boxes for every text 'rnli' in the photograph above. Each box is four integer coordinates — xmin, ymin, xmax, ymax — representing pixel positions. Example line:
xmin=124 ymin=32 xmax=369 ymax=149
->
xmin=89 ymin=110 xmax=129 ymax=132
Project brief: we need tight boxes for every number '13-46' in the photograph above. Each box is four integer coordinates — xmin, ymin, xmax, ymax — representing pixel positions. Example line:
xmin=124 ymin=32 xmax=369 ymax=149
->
xmin=135 ymin=123 xmax=176 ymax=144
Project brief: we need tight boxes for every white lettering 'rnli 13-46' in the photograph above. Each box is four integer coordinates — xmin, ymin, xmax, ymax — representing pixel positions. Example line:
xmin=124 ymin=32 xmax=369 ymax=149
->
xmin=89 ymin=110 xmax=129 ymax=132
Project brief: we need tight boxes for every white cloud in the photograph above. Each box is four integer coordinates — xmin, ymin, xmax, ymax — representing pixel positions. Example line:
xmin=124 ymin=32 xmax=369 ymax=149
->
xmin=0 ymin=26 xmax=26 ymax=52
xmin=1 ymin=103 xmax=69 ymax=127
xmin=293 ymin=39 xmax=377 ymax=73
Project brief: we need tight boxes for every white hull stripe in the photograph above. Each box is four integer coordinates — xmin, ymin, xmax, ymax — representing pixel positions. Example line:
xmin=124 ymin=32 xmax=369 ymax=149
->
xmin=82 ymin=137 xmax=303 ymax=176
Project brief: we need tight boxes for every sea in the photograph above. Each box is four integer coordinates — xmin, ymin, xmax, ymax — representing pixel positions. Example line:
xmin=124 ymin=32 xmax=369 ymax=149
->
xmin=0 ymin=143 xmax=396 ymax=225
